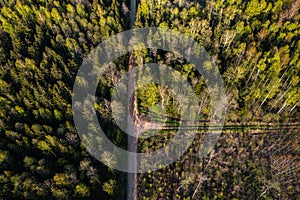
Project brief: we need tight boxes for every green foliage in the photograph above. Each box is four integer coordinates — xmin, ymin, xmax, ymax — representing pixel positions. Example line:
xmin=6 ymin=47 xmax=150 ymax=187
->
xmin=75 ymin=183 xmax=90 ymax=197
xmin=102 ymin=179 xmax=117 ymax=196
xmin=0 ymin=0 xmax=299 ymax=199
xmin=0 ymin=150 xmax=9 ymax=163
xmin=245 ymin=0 xmax=267 ymax=17
xmin=0 ymin=0 xmax=126 ymax=199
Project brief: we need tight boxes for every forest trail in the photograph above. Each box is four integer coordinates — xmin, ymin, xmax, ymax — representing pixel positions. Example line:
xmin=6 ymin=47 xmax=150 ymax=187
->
xmin=130 ymin=0 xmax=136 ymax=28
xmin=127 ymin=1 xmax=137 ymax=200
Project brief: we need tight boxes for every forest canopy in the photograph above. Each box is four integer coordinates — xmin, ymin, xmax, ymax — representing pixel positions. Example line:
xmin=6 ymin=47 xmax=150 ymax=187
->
xmin=0 ymin=0 xmax=299 ymax=199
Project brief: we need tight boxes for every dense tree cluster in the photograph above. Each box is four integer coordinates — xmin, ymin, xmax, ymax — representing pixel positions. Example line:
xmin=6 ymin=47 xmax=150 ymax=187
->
xmin=0 ymin=0 xmax=299 ymax=199
xmin=0 ymin=0 xmax=127 ymax=199
xmin=135 ymin=0 xmax=299 ymax=122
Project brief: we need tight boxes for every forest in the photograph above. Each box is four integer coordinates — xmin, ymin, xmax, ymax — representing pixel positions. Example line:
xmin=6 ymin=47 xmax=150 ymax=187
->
xmin=0 ymin=0 xmax=299 ymax=199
